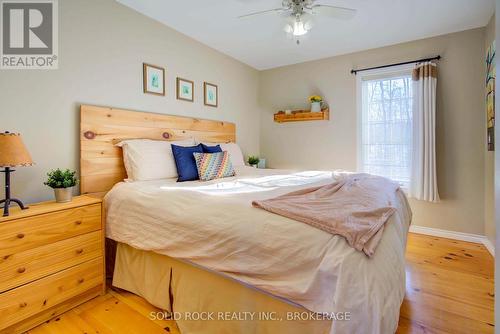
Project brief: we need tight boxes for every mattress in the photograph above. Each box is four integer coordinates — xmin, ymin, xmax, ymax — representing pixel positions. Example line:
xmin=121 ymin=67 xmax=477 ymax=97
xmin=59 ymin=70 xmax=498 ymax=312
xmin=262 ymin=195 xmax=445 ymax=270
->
xmin=105 ymin=166 xmax=412 ymax=334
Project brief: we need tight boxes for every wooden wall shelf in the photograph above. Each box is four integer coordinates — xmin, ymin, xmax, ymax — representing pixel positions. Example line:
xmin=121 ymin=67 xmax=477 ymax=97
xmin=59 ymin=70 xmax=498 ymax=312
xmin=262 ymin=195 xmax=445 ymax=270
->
xmin=274 ymin=108 xmax=329 ymax=123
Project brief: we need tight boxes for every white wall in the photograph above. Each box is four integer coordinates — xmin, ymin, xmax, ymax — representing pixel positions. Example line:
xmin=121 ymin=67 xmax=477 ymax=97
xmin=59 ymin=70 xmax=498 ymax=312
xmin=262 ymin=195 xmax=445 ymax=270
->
xmin=0 ymin=0 xmax=261 ymax=204
xmin=260 ymin=28 xmax=486 ymax=235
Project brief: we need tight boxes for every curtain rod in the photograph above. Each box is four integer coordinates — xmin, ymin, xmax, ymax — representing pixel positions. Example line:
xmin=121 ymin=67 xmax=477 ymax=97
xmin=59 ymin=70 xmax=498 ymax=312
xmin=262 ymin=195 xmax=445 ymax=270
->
xmin=351 ymin=55 xmax=441 ymax=75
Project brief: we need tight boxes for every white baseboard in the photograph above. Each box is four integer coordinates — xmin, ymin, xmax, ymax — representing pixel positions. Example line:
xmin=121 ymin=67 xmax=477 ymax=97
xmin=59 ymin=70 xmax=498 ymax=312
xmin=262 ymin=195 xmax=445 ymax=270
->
xmin=409 ymin=225 xmax=495 ymax=257
xmin=482 ymin=238 xmax=495 ymax=257
xmin=409 ymin=225 xmax=485 ymax=243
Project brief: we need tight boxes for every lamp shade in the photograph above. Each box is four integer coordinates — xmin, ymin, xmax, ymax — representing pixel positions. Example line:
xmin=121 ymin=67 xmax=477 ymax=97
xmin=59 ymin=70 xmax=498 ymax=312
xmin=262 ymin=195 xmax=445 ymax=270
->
xmin=0 ymin=132 xmax=33 ymax=167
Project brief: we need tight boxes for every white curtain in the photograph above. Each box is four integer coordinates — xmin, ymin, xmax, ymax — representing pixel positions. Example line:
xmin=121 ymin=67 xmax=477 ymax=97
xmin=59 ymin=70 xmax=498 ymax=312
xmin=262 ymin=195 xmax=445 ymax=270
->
xmin=360 ymin=72 xmax=413 ymax=189
xmin=410 ymin=62 xmax=439 ymax=202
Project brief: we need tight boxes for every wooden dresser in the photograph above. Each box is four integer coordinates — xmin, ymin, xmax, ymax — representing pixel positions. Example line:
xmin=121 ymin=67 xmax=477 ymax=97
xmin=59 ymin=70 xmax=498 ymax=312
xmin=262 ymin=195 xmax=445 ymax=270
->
xmin=0 ymin=196 xmax=105 ymax=333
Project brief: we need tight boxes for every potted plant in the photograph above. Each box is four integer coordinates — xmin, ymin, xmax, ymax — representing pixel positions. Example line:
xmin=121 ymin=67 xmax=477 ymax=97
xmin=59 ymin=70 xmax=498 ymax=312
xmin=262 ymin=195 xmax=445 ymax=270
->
xmin=309 ymin=95 xmax=323 ymax=112
xmin=247 ymin=156 xmax=260 ymax=168
xmin=44 ymin=169 xmax=78 ymax=203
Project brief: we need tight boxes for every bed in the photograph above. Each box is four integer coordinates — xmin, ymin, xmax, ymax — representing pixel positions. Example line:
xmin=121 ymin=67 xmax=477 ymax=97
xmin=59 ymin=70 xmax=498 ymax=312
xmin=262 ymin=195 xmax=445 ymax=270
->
xmin=80 ymin=105 xmax=412 ymax=334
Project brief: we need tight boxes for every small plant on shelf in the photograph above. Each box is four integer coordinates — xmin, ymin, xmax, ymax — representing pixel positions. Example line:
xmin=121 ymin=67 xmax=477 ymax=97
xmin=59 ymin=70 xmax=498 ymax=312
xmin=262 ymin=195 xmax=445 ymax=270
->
xmin=44 ymin=169 xmax=78 ymax=203
xmin=247 ymin=156 xmax=260 ymax=168
xmin=309 ymin=95 xmax=323 ymax=112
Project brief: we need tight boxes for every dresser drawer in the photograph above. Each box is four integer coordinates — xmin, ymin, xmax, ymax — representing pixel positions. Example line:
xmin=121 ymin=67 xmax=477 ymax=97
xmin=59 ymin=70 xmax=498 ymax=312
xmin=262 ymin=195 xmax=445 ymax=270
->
xmin=0 ymin=258 xmax=103 ymax=330
xmin=0 ymin=204 xmax=101 ymax=257
xmin=0 ymin=231 xmax=103 ymax=293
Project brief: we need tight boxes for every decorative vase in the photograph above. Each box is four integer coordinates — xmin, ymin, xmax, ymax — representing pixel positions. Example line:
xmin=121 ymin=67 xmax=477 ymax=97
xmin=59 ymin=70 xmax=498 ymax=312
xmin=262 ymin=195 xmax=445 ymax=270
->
xmin=311 ymin=102 xmax=321 ymax=112
xmin=251 ymin=164 xmax=258 ymax=168
xmin=54 ymin=187 xmax=73 ymax=203
xmin=257 ymin=158 xmax=266 ymax=169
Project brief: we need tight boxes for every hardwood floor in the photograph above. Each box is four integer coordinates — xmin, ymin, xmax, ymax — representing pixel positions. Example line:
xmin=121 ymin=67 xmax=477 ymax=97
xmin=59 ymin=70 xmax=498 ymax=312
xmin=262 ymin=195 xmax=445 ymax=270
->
xmin=27 ymin=233 xmax=494 ymax=334
xmin=397 ymin=233 xmax=494 ymax=334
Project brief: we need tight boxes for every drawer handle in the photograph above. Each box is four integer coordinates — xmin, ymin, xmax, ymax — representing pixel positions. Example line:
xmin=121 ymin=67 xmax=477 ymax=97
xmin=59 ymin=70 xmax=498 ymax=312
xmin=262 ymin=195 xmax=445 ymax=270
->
xmin=19 ymin=302 xmax=27 ymax=308
xmin=16 ymin=233 xmax=25 ymax=239
xmin=76 ymin=249 xmax=84 ymax=254
xmin=78 ymin=278 xmax=85 ymax=284
xmin=74 ymin=220 xmax=82 ymax=225
xmin=17 ymin=267 xmax=26 ymax=273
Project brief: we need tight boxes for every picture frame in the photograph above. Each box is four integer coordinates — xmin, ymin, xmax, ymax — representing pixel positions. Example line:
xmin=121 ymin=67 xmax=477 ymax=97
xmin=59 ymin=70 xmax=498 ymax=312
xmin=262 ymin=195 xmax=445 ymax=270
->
xmin=486 ymin=41 xmax=496 ymax=151
xmin=176 ymin=77 xmax=194 ymax=102
xmin=143 ymin=63 xmax=165 ymax=96
xmin=204 ymin=82 xmax=218 ymax=107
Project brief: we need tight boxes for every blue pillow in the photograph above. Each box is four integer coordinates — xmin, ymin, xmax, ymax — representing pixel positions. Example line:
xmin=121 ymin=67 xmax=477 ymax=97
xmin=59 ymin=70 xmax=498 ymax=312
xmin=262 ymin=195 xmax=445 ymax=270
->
xmin=201 ymin=143 xmax=222 ymax=153
xmin=171 ymin=144 xmax=204 ymax=182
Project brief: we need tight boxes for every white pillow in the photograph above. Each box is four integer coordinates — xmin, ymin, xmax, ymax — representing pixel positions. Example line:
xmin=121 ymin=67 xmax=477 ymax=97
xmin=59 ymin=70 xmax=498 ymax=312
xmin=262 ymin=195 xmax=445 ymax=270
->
xmin=201 ymin=142 xmax=245 ymax=167
xmin=116 ymin=139 xmax=195 ymax=181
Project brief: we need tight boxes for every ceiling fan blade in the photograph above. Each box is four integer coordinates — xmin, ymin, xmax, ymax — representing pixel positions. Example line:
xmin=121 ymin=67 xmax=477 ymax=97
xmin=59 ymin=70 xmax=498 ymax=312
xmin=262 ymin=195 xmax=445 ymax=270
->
xmin=237 ymin=8 xmax=285 ymax=19
xmin=310 ymin=4 xmax=356 ymax=19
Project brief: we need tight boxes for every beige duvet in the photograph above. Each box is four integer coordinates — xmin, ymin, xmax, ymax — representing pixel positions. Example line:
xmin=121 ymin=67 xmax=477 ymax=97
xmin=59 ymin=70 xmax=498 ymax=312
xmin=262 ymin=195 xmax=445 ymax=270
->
xmin=105 ymin=167 xmax=412 ymax=334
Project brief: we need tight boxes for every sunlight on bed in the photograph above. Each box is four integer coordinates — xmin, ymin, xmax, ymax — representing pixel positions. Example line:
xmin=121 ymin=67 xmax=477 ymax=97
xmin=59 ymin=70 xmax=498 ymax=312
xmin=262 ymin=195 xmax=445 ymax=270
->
xmin=159 ymin=171 xmax=333 ymax=195
xmin=160 ymin=181 xmax=276 ymax=195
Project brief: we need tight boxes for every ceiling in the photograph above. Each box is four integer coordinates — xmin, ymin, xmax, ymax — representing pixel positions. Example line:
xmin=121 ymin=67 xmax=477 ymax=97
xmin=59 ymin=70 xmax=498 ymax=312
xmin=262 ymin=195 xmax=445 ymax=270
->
xmin=116 ymin=0 xmax=494 ymax=70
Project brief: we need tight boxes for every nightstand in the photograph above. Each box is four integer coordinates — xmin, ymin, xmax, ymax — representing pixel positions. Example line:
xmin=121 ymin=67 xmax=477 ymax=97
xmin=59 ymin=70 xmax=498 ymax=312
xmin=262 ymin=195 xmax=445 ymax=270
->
xmin=0 ymin=196 xmax=105 ymax=334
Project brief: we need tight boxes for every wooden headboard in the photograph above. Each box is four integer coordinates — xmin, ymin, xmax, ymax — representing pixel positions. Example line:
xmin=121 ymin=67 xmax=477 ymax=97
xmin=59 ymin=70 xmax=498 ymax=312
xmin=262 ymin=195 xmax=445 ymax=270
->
xmin=80 ymin=104 xmax=236 ymax=197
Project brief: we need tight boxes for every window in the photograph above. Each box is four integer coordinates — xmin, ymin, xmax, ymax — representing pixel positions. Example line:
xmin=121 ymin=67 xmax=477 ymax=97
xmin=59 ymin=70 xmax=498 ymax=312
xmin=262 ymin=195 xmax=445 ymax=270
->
xmin=358 ymin=68 xmax=413 ymax=189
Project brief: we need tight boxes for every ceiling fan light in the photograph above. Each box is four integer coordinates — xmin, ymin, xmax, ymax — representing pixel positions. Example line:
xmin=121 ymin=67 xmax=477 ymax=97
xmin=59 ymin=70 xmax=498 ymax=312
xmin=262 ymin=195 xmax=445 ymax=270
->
xmin=292 ymin=19 xmax=308 ymax=36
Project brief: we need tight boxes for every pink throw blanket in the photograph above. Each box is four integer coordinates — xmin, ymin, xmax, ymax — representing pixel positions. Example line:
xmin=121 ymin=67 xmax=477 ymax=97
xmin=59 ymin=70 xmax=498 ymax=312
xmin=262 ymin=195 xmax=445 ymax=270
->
xmin=252 ymin=174 xmax=399 ymax=257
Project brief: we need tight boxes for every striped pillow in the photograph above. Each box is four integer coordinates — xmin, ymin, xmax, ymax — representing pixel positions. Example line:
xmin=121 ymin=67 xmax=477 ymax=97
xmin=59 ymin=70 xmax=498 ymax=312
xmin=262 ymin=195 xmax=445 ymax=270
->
xmin=193 ymin=151 xmax=235 ymax=181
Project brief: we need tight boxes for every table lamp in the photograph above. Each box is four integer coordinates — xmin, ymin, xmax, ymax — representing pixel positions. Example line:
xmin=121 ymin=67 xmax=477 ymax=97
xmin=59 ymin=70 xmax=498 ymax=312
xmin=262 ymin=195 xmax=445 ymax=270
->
xmin=0 ymin=132 xmax=33 ymax=217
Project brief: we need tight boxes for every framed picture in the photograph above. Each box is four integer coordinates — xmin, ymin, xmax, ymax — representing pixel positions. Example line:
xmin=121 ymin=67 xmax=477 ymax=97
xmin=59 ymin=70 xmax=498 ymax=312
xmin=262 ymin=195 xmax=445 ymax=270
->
xmin=176 ymin=77 xmax=194 ymax=102
xmin=486 ymin=41 xmax=496 ymax=151
xmin=143 ymin=63 xmax=165 ymax=96
xmin=204 ymin=82 xmax=218 ymax=107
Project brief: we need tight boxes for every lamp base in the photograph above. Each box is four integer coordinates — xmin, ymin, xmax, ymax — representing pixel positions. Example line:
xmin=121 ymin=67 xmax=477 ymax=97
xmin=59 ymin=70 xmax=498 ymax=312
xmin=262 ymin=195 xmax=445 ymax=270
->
xmin=1 ymin=167 xmax=29 ymax=217
xmin=0 ymin=198 xmax=28 ymax=217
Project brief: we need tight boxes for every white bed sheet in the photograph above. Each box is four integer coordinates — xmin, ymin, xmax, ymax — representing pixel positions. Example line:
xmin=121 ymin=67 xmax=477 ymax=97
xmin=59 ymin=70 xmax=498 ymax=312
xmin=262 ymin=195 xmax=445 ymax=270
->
xmin=105 ymin=166 xmax=412 ymax=334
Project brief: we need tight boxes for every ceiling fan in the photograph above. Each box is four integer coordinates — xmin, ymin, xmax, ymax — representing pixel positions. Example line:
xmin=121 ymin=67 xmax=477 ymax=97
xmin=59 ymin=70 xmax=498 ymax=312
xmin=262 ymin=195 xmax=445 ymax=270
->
xmin=238 ymin=0 xmax=356 ymax=44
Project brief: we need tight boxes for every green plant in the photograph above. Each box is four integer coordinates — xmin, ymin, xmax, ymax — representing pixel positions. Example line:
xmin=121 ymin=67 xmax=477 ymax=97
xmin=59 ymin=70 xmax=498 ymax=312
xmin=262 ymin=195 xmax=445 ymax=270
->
xmin=44 ymin=169 xmax=78 ymax=189
xmin=247 ymin=156 xmax=260 ymax=166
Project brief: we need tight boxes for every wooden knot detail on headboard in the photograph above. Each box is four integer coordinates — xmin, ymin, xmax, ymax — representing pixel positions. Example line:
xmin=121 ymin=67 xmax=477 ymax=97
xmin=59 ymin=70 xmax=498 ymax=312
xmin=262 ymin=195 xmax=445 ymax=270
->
xmin=84 ymin=131 xmax=96 ymax=140
xmin=162 ymin=132 xmax=171 ymax=139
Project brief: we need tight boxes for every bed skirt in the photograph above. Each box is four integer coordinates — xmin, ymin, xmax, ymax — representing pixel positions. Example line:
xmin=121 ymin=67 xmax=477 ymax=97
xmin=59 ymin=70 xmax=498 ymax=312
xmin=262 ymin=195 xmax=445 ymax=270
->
xmin=112 ymin=242 xmax=332 ymax=334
